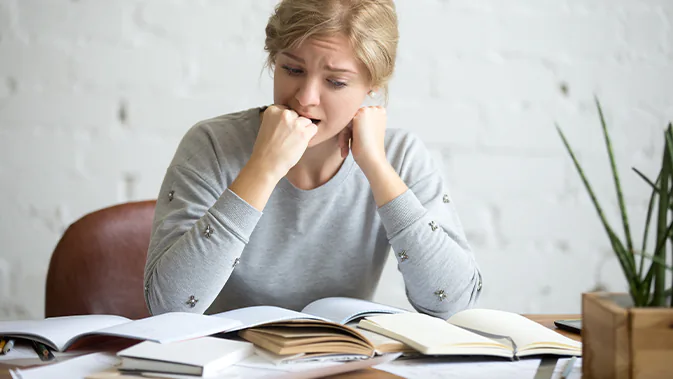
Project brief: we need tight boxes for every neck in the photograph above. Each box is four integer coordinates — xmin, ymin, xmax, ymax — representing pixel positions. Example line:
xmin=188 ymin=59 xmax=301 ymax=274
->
xmin=286 ymin=136 xmax=346 ymax=190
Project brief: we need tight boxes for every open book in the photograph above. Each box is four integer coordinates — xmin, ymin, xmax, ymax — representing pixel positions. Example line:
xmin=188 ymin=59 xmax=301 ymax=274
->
xmin=358 ymin=309 xmax=582 ymax=359
xmin=0 ymin=313 xmax=241 ymax=352
xmin=210 ymin=297 xmax=414 ymax=363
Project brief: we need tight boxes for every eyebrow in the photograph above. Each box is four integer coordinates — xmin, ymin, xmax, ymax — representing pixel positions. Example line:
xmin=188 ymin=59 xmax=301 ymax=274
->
xmin=281 ymin=52 xmax=357 ymax=74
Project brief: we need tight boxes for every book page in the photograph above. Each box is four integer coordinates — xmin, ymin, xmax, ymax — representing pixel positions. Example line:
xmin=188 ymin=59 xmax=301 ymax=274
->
xmin=447 ymin=309 xmax=581 ymax=354
xmin=359 ymin=313 xmax=512 ymax=357
xmin=89 ymin=312 xmax=242 ymax=346
xmin=212 ymin=306 xmax=329 ymax=332
xmin=301 ymin=297 xmax=407 ymax=324
xmin=351 ymin=324 xmax=414 ymax=354
xmin=0 ymin=314 xmax=130 ymax=351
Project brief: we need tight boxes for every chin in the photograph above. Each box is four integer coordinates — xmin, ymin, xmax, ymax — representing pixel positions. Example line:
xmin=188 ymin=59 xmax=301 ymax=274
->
xmin=307 ymin=137 xmax=324 ymax=149
xmin=307 ymin=132 xmax=337 ymax=149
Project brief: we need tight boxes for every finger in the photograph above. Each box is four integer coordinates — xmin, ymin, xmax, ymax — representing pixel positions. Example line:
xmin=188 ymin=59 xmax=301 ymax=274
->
xmin=281 ymin=109 xmax=299 ymax=125
xmin=344 ymin=131 xmax=352 ymax=158
xmin=306 ymin=123 xmax=318 ymax=141
xmin=338 ymin=128 xmax=349 ymax=149
xmin=295 ymin=116 xmax=313 ymax=128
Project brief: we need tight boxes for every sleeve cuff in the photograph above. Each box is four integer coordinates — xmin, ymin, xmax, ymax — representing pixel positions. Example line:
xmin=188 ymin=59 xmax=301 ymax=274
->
xmin=377 ymin=189 xmax=427 ymax=238
xmin=208 ymin=188 xmax=263 ymax=241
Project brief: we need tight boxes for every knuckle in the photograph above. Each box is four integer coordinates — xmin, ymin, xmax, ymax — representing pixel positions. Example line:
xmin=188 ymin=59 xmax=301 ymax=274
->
xmin=281 ymin=109 xmax=296 ymax=122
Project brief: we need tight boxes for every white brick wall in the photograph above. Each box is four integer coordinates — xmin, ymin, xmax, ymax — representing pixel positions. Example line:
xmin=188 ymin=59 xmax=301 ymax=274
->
xmin=0 ymin=0 xmax=672 ymax=319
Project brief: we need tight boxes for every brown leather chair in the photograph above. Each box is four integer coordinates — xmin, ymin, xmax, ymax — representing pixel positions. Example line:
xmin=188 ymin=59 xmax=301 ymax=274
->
xmin=45 ymin=200 xmax=156 ymax=319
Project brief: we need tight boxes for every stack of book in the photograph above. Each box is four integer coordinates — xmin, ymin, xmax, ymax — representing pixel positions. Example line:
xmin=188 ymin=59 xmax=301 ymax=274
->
xmin=1 ymin=297 xmax=582 ymax=376
xmin=217 ymin=297 xmax=581 ymax=362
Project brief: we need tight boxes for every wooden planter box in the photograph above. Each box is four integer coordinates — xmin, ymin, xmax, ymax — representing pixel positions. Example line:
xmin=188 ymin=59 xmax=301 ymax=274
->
xmin=582 ymin=292 xmax=673 ymax=379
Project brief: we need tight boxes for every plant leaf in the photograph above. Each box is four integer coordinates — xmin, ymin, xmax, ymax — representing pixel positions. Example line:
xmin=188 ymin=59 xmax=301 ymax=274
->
xmin=595 ymin=97 xmax=635 ymax=268
xmin=660 ymin=122 xmax=673 ymax=307
xmin=643 ymin=265 xmax=656 ymax=306
xmin=637 ymin=170 xmax=661 ymax=279
xmin=633 ymin=168 xmax=660 ymax=192
xmin=652 ymin=134 xmax=672 ymax=306
xmin=634 ymin=249 xmax=673 ymax=272
xmin=556 ymin=124 xmax=639 ymax=288
xmin=606 ymin=227 xmax=644 ymax=302
xmin=556 ymin=125 xmax=640 ymax=287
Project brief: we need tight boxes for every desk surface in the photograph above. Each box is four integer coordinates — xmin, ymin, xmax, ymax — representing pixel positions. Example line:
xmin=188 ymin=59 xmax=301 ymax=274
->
xmin=0 ymin=314 xmax=582 ymax=379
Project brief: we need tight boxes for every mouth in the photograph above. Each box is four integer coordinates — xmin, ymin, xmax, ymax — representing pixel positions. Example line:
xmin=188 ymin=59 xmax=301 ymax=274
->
xmin=292 ymin=109 xmax=321 ymax=125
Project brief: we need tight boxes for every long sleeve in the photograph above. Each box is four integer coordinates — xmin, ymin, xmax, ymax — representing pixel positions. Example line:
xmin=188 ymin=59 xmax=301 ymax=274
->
xmin=378 ymin=133 xmax=482 ymax=319
xmin=143 ymin=112 xmax=265 ymax=315
xmin=144 ymin=165 xmax=263 ymax=315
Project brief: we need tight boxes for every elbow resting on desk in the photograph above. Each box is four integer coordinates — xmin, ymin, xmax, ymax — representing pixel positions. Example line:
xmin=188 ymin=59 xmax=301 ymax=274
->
xmin=410 ymin=265 xmax=483 ymax=320
xmin=143 ymin=267 xmax=213 ymax=316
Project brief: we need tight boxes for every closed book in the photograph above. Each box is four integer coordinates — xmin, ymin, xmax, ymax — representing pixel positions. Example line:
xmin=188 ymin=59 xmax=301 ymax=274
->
xmin=117 ymin=337 xmax=254 ymax=377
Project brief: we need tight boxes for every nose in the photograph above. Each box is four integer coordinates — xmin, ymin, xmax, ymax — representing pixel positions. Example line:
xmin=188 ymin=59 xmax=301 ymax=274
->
xmin=295 ymin=77 xmax=320 ymax=108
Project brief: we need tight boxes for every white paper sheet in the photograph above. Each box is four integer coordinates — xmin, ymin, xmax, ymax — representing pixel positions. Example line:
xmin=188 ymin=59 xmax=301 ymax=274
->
xmin=375 ymin=356 xmax=583 ymax=379
xmin=213 ymin=306 xmax=327 ymax=332
xmin=93 ymin=312 xmax=242 ymax=344
xmin=10 ymin=352 xmax=119 ymax=379
xmin=300 ymin=297 xmax=407 ymax=324
xmin=376 ymin=356 xmax=540 ymax=379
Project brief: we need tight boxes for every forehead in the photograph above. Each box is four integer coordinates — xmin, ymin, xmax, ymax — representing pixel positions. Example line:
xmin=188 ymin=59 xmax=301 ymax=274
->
xmin=285 ymin=35 xmax=361 ymax=69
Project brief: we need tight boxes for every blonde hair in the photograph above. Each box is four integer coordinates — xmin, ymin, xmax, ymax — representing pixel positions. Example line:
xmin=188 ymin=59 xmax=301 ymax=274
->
xmin=264 ymin=0 xmax=399 ymax=102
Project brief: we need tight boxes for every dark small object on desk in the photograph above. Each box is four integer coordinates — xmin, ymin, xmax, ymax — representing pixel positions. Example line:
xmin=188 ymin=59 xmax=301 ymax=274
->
xmin=554 ymin=319 xmax=582 ymax=335
xmin=31 ymin=341 xmax=56 ymax=361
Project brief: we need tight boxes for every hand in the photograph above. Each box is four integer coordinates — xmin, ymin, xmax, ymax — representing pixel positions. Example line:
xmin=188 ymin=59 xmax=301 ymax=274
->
xmin=338 ymin=106 xmax=388 ymax=174
xmin=250 ymin=105 xmax=318 ymax=180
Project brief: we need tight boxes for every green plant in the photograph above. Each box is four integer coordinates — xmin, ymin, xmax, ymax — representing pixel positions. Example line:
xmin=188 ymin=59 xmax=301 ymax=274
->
xmin=556 ymin=98 xmax=673 ymax=307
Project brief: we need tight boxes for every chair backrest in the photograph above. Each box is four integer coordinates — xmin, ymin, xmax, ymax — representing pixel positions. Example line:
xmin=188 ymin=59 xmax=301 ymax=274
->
xmin=45 ymin=200 xmax=157 ymax=319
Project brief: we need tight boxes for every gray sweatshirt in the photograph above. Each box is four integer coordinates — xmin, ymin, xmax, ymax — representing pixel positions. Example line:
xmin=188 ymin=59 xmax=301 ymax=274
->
xmin=144 ymin=107 xmax=482 ymax=319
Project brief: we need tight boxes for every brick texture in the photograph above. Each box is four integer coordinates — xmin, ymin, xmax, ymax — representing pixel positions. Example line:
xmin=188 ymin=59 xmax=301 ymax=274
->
xmin=1 ymin=0 xmax=672 ymax=319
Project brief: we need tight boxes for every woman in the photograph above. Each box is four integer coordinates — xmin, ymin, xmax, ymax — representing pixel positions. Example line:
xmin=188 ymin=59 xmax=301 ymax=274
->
xmin=144 ymin=0 xmax=482 ymax=320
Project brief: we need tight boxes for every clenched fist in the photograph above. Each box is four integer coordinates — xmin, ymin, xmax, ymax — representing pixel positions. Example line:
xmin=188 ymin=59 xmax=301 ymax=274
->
xmin=250 ymin=105 xmax=318 ymax=180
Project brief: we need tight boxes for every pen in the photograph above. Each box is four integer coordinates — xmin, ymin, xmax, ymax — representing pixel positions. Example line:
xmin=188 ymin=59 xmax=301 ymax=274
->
xmin=1 ymin=339 xmax=14 ymax=355
xmin=31 ymin=341 xmax=55 ymax=361
xmin=561 ymin=356 xmax=577 ymax=379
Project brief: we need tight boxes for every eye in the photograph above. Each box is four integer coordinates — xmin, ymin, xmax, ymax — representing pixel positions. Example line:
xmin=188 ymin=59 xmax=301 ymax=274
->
xmin=281 ymin=65 xmax=303 ymax=76
xmin=328 ymin=79 xmax=347 ymax=89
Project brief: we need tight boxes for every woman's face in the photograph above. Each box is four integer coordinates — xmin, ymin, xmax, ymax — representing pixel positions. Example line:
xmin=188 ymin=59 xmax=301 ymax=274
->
xmin=273 ymin=34 xmax=372 ymax=148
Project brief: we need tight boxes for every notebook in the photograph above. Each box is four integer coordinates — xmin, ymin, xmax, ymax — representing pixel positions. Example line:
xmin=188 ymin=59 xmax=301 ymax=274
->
xmin=210 ymin=297 xmax=413 ymax=362
xmin=357 ymin=309 xmax=582 ymax=359
xmin=117 ymin=337 xmax=254 ymax=377
xmin=0 ymin=312 xmax=242 ymax=352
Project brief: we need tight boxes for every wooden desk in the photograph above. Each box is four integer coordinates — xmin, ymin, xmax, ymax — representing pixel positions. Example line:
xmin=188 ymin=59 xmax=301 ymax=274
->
xmin=0 ymin=314 xmax=582 ymax=379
